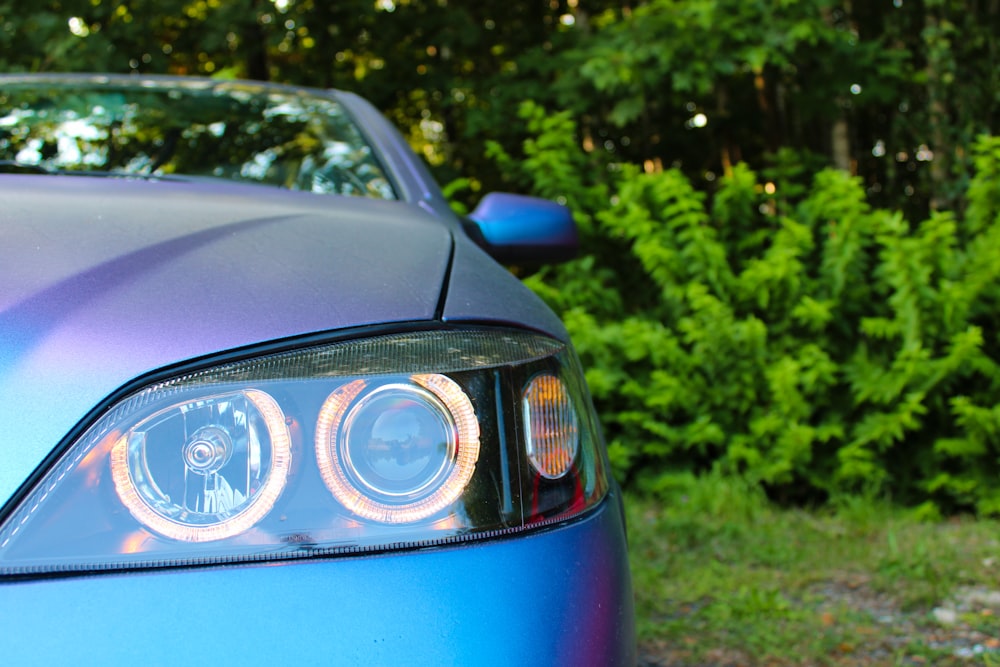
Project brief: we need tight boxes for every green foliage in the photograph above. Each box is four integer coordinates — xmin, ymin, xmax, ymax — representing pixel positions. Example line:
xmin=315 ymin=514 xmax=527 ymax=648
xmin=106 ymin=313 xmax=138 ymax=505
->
xmin=500 ymin=106 xmax=1000 ymax=512
xmin=628 ymin=487 xmax=1000 ymax=663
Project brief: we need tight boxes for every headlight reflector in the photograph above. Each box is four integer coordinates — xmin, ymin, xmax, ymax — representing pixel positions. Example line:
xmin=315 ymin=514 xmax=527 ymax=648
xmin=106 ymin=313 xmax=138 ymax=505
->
xmin=316 ymin=374 xmax=479 ymax=524
xmin=109 ymin=389 xmax=291 ymax=543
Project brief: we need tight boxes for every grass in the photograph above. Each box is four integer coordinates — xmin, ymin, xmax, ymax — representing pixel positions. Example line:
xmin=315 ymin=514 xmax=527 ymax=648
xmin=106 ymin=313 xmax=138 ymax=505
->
xmin=626 ymin=473 xmax=1000 ymax=666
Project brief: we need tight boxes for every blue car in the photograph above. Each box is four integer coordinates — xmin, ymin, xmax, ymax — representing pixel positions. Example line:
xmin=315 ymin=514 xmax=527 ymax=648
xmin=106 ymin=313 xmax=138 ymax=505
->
xmin=0 ymin=74 xmax=635 ymax=664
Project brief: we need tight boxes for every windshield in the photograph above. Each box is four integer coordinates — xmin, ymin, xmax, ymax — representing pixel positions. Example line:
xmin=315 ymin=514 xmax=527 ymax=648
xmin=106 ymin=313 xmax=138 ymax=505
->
xmin=0 ymin=77 xmax=396 ymax=199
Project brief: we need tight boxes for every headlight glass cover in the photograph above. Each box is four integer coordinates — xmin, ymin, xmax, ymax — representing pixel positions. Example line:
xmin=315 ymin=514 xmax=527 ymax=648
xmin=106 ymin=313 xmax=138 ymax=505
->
xmin=0 ymin=329 xmax=608 ymax=575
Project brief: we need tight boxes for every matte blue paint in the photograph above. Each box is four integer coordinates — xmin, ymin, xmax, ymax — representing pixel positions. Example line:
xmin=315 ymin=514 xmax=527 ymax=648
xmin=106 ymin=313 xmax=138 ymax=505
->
xmin=441 ymin=235 xmax=570 ymax=340
xmin=468 ymin=192 xmax=579 ymax=262
xmin=0 ymin=176 xmax=453 ymax=505
xmin=0 ymin=497 xmax=635 ymax=666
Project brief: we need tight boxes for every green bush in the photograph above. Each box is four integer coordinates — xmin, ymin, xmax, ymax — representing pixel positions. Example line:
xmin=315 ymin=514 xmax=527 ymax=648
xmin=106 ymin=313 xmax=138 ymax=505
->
xmin=493 ymin=103 xmax=1000 ymax=513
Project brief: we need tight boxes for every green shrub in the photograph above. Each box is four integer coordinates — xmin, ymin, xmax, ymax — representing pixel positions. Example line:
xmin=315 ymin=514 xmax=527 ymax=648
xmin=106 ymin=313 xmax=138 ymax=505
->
xmin=495 ymin=103 xmax=1000 ymax=512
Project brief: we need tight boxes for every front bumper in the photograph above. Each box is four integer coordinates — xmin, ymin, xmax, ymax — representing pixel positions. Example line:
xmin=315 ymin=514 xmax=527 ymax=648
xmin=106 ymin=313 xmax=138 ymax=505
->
xmin=0 ymin=493 xmax=635 ymax=665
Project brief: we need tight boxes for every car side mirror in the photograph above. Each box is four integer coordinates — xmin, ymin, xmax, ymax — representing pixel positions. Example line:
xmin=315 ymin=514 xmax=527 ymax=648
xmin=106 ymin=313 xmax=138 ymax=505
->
xmin=465 ymin=192 xmax=578 ymax=264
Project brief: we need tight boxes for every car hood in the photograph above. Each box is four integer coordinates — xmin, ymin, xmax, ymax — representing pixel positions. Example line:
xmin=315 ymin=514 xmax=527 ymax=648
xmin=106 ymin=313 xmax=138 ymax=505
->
xmin=0 ymin=175 xmax=453 ymax=506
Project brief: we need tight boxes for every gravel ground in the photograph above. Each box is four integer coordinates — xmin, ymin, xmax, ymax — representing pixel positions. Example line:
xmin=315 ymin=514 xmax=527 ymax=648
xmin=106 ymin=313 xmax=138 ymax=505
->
xmin=635 ymin=577 xmax=1000 ymax=666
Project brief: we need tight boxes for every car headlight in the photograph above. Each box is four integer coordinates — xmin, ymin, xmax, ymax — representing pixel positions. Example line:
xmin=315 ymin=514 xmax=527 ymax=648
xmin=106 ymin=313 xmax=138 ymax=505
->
xmin=0 ymin=329 xmax=608 ymax=575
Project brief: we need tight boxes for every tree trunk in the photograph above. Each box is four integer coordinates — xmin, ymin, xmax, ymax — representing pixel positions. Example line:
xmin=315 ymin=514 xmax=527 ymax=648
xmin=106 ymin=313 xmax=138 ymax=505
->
xmin=244 ymin=0 xmax=271 ymax=81
xmin=924 ymin=8 xmax=949 ymax=211
xmin=831 ymin=115 xmax=851 ymax=172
